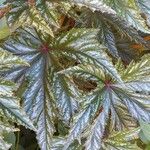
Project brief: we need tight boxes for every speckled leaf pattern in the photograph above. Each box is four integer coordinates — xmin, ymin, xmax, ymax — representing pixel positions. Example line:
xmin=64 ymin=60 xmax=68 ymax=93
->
xmin=0 ymin=48 xmax=29 ymax=72
xmin=63 ymin=93 xmax=102 ymax=150
xmin=1 ymin=27 xmax=55 ymax=150
xmin=71 ymin=0 xmax=116 ymax=14
xmin=1 ymin=0 xmax=150 ymax=149
xmin=53 ymin=75 xmax=79 ymax=123
xmin=85 ymin=91 xmax=110 ymax=150
xmin=104 ymin=0 xmax=150 ymax=33
xmin=62 ymin=54 xmax=150 ymax=149
xmin=0 ymin=78 xmax=36 ymax=131
xmin=0 ymin=50 xmax=36 ymax=149
xmin=103 ymin=128 xmax=141 ymax=150
xmin=71 ymin=0 xmax=146 ymax=45
xmin=0 ymin=94 xmax=36 ymax=131
xmin=5 ymin=0 xmax=54 ymax=36
xmin=0 ymin=49 xmax=35 ymax=131
xmin=0 ymin=27 xmax=121 ymax=150
xmin=20 ymin=7 xmax=54 ymax=37
xmin=100 ymin=22 xmax=119 ymax=57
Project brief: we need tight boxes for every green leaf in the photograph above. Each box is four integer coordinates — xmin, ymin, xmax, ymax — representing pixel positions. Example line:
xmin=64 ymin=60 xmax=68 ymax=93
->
xmin=2 ymin=1 xmax=150 ymax=149
xmin=81 ymin=11 xmax=119 ymax=57
xmin=137 ymin=0 xmax=150 ymax=27
xmin=62 ymin=59 xmax=150 ymax=149
xmin=0 ymin=0 xmax=6 ymax=5
xmin=0 ymin=27 xmax=119 ymax=150
xmin=0 ymin=78 xmax=36 ymax=131
xmin=0 ymin=17 xmax=11 ymax=40
xmin=71 ymin=0 xmax=116 ymax=14
xmin=4 ymin=132 xmax=16 ymax=150
xmin=104 ymin=0 xmax=150 ymax=33
xmin=4 ymin=0 xmax=54 ymax=36
xmin=139 ymin=131 xmax=150 ymax=144
xmin=103 ymin=128 xmax=141 ymax=150
xmin=55 ymin=28 xmax=122 ymax=82
xmin=0 ymin=48 xmax=29 ymax=72
xmin=37 ymin=1 xmax=76 ymax=28
xmin=53 ymin=75 xmax=79 ymax=123
xmin=145 ymin=144 xmax=150 ymax=150
xmin=49 ymin=137 xmax=83 ymax=150
xmin=22 ymin=7 xmax=54 ymax=37
xmin=0 ymin=49 xmax=36 ymax=149
xmin=117 ymin=54 xmax=150 ymax=81
xmin=0 ymin=120 xmax=18 ymax=150
xmin=0 ymin=78 xmax=15 ymax=95
xmin=140 ymin=121 xmax=150 ymax=142
xmin=85 ymin=91 xmax=110 ymax=150
xmin=11 ymin=6 xmax=54 ymax=37
xmin=0 ymin=25 xmax=121 ymax=150
xmin=100 ymin=22 xmax=119 ymax=57
xmin=72 ymin=0 xmax=146 ymax=45
xmin=0 ymin=95 xmax=36 ymax=131
xmin=0 ymin=49 xmax=35 ymax=133
xmin=63 ymin=91 xmax=103 ymax=150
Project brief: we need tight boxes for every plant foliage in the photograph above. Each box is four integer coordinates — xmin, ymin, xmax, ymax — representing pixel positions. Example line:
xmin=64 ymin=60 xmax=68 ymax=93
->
xmin=0 ymin=0 xmax=150 ymax=150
